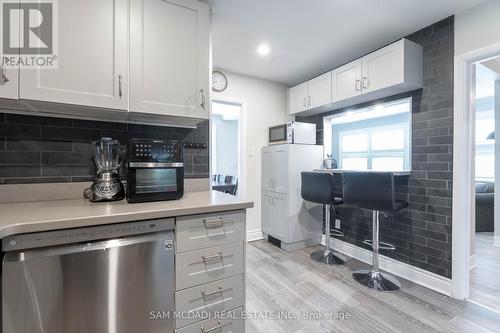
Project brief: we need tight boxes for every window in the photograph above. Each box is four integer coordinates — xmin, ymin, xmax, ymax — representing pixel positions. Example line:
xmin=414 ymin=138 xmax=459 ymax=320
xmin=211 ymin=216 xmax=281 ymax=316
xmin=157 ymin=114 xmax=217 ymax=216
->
xmin=339 ymin=125 xmax=409 ymax=171
xmin=475 ymin=110 xmax=495 ymax=180
xmin=324 ymin=98 xmax=411 ymax=171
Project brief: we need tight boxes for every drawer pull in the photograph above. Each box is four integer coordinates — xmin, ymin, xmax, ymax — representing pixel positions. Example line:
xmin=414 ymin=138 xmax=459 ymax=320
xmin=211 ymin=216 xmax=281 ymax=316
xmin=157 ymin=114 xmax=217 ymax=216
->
xmin=201 ymin=284 xmax=223 ymax=297
xmin=203 ymin=218 xmax=224 ymax=228
xmin=201 ymin=320 xmax=223 ymax=333
xmin=202 ymin=252 xmax=223 ymax=261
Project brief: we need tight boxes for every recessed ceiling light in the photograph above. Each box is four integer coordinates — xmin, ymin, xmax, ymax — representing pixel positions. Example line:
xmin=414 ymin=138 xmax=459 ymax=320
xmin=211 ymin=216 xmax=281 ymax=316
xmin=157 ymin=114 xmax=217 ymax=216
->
xmin=257 ymin=44 xmax=270 ymax=56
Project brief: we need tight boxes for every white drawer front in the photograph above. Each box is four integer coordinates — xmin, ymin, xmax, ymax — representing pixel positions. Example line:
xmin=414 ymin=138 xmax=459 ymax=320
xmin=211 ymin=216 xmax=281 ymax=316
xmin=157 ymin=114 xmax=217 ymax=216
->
xmin=176 ymin=242 xmax=244 ymax=290
xmin=175 ymin=308 xmax=244 ymax=333
xmin=175 ymin=275 xmax=244 ymax=328
xmin=176 ymin=211 xmax=245 ymax=253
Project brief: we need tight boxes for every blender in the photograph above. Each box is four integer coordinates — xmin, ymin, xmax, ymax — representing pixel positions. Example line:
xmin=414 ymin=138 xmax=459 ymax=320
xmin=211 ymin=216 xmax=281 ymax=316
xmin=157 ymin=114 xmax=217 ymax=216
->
xmin=84 ymin=137 xmax=125 ymax=202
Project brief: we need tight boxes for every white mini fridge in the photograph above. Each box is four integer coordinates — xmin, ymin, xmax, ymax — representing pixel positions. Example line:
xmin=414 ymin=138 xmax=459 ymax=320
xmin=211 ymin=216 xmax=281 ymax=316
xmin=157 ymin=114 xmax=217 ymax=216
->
xmin=261 ymin=144 xmax=324 ymax=251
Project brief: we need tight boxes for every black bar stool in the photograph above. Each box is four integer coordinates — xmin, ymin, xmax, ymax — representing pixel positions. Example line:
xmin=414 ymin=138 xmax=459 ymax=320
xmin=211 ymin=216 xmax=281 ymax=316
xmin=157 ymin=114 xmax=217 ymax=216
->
xmin=301 ymin=172 xmax=346 ymax=265
xmin=342 ymin=171 xmax=408 ymax=291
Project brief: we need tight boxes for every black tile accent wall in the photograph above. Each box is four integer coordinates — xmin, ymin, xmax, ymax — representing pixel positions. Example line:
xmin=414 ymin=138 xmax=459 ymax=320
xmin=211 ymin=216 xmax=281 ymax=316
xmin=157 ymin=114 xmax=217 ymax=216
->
xmin=0 ymin=111 xmax=209 ymax=183
xmin=297 ymin=17 xmax=454 ymax=278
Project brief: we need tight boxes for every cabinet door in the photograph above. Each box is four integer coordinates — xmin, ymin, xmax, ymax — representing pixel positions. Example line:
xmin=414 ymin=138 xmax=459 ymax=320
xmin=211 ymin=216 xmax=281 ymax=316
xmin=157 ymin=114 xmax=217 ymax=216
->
xmin=271 ymin=145 xmax=289 ymax=194
xmin=308 ymin=72 xmax=331 ymax=109
xmin=261 ymin=190 xmax=273 ymax=235
xmin=271 ymin=192 xmax=288 ymax=242
xmin=0 ymin=64 xmax=18 ymax=100
xmin=361 ymin=40 xmax=403 ymax=94
xmin=20 ymin=0 xmax=128 ymax=110
xmin=261 ymin=147 xmax=273 ymax=191
xmin=0 ymin=14 xmax=19 ymax=99
xmin=288 ymin=82 xmax=308 ymax=114
xmin=331 ymin=59 xmax=362 ymax=102
xmin=130 ymin=0 xmax=209 ymax=119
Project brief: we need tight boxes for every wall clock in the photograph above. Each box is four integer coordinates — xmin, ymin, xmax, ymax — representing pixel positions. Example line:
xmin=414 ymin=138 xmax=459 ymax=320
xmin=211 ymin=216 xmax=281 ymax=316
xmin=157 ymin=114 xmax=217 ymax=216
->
xmin=212 ymin=71 xmax=228 ymax=92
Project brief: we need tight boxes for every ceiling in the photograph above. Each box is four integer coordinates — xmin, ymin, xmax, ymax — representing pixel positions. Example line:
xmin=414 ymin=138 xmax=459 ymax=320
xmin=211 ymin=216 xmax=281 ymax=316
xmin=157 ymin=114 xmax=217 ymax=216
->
xmin=207 ymin=0 xmax=485 ymax=86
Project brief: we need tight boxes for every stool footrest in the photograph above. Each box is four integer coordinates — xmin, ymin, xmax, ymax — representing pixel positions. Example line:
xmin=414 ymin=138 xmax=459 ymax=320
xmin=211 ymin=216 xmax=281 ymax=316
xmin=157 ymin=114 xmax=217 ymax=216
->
xmin=329 ymin=229 xmax=344 ymax=237
xmin=362 ymin=240 xmax=396 ymax=251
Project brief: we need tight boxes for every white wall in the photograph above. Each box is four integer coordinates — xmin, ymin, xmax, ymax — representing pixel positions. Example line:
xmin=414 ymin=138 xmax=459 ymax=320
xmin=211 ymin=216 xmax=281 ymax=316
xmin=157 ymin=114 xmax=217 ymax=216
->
xmin=212 ymin=71 xmax=292 ymax=240
xmin=455 ymin=0 xmax=500 ymax=57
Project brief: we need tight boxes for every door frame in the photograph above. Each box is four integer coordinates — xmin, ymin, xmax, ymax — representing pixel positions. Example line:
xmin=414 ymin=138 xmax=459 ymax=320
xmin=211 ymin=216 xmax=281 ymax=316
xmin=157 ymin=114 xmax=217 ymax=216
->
xmin=452 ymin=41 xmax=500 ymax=299
xmin=210 ymin=98 xmax=247 ymax=197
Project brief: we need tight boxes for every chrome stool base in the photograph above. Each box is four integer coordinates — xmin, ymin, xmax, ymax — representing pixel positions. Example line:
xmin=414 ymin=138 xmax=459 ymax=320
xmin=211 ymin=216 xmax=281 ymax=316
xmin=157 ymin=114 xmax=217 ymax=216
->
xmin=310 ymin=249 xmax=346 ymax=265
xmin=352 ymin=269 xmax=401 ymax=292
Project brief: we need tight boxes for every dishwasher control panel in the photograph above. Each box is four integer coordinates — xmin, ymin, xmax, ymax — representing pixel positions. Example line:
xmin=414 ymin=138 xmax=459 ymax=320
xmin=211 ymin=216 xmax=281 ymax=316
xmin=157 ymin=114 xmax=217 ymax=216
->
xmin=2 ymin=218 xmax=175 ymax=252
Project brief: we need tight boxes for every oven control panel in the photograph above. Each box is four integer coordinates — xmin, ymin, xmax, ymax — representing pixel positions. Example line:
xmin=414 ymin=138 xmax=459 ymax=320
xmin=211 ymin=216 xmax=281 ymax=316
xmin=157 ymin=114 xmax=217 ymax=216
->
xmin=128 ymin=139 xmax=183 ymax=163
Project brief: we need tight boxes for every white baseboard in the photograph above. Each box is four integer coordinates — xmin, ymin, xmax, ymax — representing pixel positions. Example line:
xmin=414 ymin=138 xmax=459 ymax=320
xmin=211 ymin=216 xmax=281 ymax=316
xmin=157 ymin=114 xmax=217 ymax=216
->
xmin=322 ymin=235 xmax=452 ymax=296
xmin=247 ymin=229 xmax=264 ymax=242
xmin=494 ymin=236 xmax=500 ymax=247
xmin=470 ymin=254 xmax=477 ymax=270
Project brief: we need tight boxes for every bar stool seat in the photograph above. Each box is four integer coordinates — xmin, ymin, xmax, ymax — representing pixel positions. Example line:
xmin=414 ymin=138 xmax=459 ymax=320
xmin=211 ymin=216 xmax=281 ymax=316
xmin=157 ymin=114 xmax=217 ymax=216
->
xmin=343 ymin=171 xmax=408 ymax=292
xmin=301 ymin=172 xmax=346 ymax=265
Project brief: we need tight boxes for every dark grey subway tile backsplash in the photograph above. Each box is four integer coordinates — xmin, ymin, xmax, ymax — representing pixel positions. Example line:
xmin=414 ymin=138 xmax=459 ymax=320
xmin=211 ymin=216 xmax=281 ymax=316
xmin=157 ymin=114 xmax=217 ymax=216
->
xmin=0 ymin=112 xmax=209 ymax=184
xmin=297 ymin=17 xmax=454 ymax=278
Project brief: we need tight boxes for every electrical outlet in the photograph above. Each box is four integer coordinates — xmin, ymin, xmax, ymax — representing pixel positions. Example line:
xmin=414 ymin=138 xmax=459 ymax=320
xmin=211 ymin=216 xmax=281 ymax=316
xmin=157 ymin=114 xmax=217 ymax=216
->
xmin=335 ymin=219 xmax=341 ymax=229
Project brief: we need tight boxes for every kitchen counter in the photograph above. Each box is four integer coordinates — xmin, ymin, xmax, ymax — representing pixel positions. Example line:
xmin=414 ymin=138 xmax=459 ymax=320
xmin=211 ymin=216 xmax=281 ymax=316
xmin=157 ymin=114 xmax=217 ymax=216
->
xmin=313 ymin=169 xmax=411 ymax=176
xmin=0 ymin=191 xmax=254 ymax=239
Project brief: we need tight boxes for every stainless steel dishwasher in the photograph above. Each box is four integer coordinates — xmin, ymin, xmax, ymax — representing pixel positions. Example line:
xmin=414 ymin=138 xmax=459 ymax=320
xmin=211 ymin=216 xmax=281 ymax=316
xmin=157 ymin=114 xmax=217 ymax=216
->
xmin=2 ymin=218 xmax=175 ymax=333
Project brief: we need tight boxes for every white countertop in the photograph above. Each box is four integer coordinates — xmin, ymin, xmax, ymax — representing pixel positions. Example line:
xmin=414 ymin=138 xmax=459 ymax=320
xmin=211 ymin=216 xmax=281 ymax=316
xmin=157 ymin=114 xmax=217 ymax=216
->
xmin=0 ymin=191 xmax=254 ymax=239
xmin=313 ymin=169 xmax=411 ymax=176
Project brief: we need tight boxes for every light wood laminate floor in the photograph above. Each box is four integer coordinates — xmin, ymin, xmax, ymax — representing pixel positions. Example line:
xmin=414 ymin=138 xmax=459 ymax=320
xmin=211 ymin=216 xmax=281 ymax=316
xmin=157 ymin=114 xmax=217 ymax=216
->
xmin=246 ymin=240 xmax=500 ymax=333
xmin=470 ymin=232 xmax=500 ymax=312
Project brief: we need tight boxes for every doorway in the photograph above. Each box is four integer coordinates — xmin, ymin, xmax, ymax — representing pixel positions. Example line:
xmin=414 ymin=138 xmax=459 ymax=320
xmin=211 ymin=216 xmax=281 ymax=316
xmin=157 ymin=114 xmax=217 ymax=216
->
xmin=469 ymin=58 xmax=500 ymax=311
xmin=210 ymin=100 xmax=242 ymax=196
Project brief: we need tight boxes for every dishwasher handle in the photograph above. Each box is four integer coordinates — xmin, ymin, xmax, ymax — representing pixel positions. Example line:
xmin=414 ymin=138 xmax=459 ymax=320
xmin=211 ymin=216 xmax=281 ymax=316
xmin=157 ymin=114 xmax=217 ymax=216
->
xmin=3 ymin=231 xmax=174 ymax=263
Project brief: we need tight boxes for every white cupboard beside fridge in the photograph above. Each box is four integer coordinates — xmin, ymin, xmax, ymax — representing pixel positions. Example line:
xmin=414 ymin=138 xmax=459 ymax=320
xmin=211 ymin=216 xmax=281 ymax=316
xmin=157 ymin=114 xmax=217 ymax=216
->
xmin=261 ymin=144 xmax=324 ymax=251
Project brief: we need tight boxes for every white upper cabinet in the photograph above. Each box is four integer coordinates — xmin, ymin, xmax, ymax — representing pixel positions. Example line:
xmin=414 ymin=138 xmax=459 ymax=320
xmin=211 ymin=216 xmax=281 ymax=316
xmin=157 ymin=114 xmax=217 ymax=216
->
xmin=288 ymin=82 xmax=308 ymax=114
xmin=289 ymin=38 xmax=423 ymax=116
xmin=0 ymin=19 xmax=17 ymax=99
xmin=20 ymin=0 xmax=128 ymax=110
xmin=331 ymin=59 xmax=362 ymax=103
xmin=361 ymin=39 xmax=404 ymax=94
xmin=289 ymin=73 xmax=332 ymax=114
xmin=0 ymin=63 xmax=18 ymax=100
xmin=130 ymin=0 xmax=209 ymax=119
xmin=308 ymin=72 xmax=332 ymax=109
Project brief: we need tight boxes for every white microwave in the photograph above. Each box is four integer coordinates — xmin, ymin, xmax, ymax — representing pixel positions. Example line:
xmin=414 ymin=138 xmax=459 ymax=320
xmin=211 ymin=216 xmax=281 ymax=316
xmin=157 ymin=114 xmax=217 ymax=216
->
xmin=269 ymin=121 xmax=316 ymax=145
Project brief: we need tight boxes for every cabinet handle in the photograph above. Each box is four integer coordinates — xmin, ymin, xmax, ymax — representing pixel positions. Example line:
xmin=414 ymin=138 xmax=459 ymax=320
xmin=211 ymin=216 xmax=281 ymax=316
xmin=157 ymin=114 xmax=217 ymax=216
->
xmin=118 ymin=74 xmax=123 ymax=98
xmin=303 ymin=97 xmax=307 ymax=108
xmin=362 ymin=77 xmax=368 ymax=89
xmin=355 ymin=79 xmax=361 ymax=91
xmin=307 ymin=96 xmax=311 ymax=107
xmin=201 ymin=284 xmax=223 ymax=297
xmin=201 ymin=320 xmax=223 ymax=333
xmin=200 ymin=88 xmax=206 ymax=110
xmin=202 ymin=252 xmax=223 ymax=261
xmin=203 ymin=217 xmax=224 ymax=228
xmin=0 ymin=65 xmax=9 ymax=86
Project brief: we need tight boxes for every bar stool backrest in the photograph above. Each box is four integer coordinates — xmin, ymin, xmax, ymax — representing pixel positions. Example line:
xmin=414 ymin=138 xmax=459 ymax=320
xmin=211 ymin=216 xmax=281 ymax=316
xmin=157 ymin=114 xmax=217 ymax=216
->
xmin=301 ymin=172 xmax=335 ymax=205
xmin=342 ymin=171 xmax=396 ymax=212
